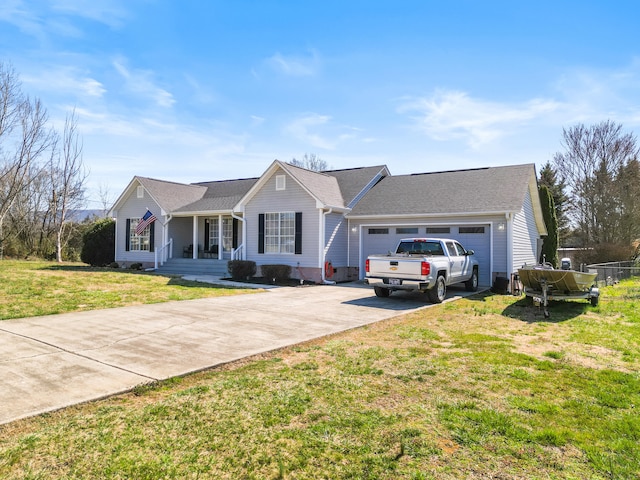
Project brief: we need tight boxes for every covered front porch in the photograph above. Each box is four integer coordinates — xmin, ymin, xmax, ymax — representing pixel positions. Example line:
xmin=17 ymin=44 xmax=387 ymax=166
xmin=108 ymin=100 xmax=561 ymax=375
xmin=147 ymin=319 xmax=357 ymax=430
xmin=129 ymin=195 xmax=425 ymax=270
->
xmin=161 ymin=213 xmax=245 ymax=263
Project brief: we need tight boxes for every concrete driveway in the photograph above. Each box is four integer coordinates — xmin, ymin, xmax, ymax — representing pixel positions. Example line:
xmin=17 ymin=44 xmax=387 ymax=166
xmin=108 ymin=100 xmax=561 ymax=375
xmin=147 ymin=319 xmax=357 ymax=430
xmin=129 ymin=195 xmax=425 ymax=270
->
xmin=0 ymin=282 xmax=478 ymax=425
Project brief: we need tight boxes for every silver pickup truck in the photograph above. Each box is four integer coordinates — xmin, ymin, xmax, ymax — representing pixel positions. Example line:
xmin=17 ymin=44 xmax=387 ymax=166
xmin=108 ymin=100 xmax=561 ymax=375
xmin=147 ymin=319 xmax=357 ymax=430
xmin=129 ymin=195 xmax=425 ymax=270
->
xmin=365 ymin=238 xmax=479 ymax=303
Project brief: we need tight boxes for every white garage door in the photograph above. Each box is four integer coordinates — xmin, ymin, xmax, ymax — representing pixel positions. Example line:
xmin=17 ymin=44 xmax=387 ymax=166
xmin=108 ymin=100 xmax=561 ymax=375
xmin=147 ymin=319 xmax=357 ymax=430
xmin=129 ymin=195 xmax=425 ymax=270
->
xmin=361 ymin=224 xmax=491 ymax=286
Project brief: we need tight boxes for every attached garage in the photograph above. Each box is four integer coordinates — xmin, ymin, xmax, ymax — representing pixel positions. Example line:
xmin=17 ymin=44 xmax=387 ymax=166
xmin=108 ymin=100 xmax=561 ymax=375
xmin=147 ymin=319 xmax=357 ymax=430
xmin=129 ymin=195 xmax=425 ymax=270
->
xmin=360 ymin=223 xmax=492 ymax=286
xmin=347 ymin=164 xmax=548 ymax=289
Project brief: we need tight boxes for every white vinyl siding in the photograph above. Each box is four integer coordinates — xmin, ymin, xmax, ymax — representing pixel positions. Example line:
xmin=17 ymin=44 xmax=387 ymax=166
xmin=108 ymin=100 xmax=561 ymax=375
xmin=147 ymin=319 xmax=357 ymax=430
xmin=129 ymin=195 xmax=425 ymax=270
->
xmin=245 ymin=168 xmax=319 ymax=267
xmin=324 ymin=212 xmax=348 ymax=266
xmin=512 ymin=189 xmax=539 ymax=271
xmin=114 ymin=182 xmax=161 ymax=263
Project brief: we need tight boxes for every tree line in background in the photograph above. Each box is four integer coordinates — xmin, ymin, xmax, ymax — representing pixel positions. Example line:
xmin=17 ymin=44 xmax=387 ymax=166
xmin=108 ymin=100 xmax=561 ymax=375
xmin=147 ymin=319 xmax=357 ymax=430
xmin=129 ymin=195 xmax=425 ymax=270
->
xmin=0 ymin=62 xmax=89 ymax=262
xmin=539 ymin=120 xmax=640 ymax=265
xmin=2 ymin=62 xmax=639 ymax=266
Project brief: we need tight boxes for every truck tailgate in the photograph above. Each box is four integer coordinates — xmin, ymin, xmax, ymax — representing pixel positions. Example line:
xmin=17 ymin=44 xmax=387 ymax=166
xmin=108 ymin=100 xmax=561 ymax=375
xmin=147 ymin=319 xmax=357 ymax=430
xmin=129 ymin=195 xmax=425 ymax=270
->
xmin=367 ymin=256 xmax=424 ymax=280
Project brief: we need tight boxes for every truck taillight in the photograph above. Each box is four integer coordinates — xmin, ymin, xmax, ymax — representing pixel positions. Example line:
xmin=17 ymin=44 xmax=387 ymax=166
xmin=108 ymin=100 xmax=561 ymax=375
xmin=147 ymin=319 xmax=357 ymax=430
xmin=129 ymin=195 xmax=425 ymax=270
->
xmin=421 ymin=261 xmax=430 ymax=276
xmin=365 ymin=259 xmax=370 ymax=273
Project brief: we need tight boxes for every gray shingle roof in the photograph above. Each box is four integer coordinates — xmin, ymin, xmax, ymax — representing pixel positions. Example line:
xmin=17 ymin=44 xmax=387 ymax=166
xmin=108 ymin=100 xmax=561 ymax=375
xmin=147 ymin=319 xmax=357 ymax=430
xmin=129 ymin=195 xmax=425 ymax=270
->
xmin=348 ymin=164 xmax=536 ymax=217
xmin=323 ymin=165 xmax=389 ymax=207
xmin=136 ymin=177 xmax=206 ymax=212
xmin=278 ymin=162 xmax=345 ymax=208
xmin=177 ymin=178 xmax=259 ymax=212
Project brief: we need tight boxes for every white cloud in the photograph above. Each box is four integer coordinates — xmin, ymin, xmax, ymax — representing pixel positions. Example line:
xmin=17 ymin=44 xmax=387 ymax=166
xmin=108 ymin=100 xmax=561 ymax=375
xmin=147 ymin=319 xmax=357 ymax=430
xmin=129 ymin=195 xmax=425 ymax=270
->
xmin=0 ymin=0 xmax=47 ymax=39
xmin=266 ymin=50 xmax=320 ymax=77
xmin=284 ymin=114 xmax=374 ymax=150
xmin=553 ymin=58 xmax=640 ymax=126
xmin=112 ymin=57 xmax=175 ymax=108
xmin=50 ymin=0 xmax=130 ymax=28
xmin=285 ymin=114 xmax=335 ymax=149
xmin=0 ymin=0 xmax=130 ymax=41
xmin=398 ymin=90 xmax=561 ymax=148
xmin=22 ymin=66 xmax=105 ymax=97
xmin=250 ymin=115 xmax=265 ymax=126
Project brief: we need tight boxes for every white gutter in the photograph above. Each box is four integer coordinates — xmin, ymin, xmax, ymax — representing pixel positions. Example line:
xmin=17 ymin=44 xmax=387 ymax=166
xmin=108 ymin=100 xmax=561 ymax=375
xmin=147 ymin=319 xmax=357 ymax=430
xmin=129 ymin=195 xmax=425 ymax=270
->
xmin=321 ymin=208 xmax=336 ymax=284
xmin=231 ymin=212 xmax=245 ymax=260
xmin=347 ymin=210 xmax=519 ymax=220
xmin=164 ymin=214 xmax=172 ymax=262
xmin=506 ymin=212 xmax=514 ymax=274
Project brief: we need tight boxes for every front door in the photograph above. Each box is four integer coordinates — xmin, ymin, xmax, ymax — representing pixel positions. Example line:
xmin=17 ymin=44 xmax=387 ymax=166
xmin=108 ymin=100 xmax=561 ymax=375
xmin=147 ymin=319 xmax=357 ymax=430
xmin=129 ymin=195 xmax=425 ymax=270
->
xmin=207 ymin=216 xmax=234 ymax=259
xmin=221 ymin=217 xmax=233 ymax=255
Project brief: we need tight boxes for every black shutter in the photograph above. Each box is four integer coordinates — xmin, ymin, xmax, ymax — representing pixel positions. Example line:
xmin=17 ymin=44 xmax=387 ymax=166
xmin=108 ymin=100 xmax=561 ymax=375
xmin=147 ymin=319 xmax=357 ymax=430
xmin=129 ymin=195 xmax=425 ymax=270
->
xmin=295 ymin=212 xmax=302 ymax=254
xmin=125 ymin=219 xmax=130 ymax=251
xmin=149 ymin=222 xmax=155 ymax=252
xmin=204 ymin=219 xmax=210 ymax=249
xmin=258 ymin=214 xmax=265 ymax=254
xmin=233 ymin=218 xmax=238 ymax=249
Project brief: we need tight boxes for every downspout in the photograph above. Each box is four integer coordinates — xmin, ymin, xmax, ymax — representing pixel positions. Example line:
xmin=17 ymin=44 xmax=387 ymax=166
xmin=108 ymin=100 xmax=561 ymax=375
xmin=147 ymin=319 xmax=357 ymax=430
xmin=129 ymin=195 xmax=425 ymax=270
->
xmin=321 ymin=208 xmax=336 ymax=284
xmin=164 ymin=214 xmax=172 ymax=261
xmin=155 ymin=214 xmax=172 ymax=269
xmin=218 ymin=214 xmax=223 ymax=260
xmin=231 ymin=212 xmax=245 ymax=259
xmin=506 ymin=212 xmax=513 ymax=275
xmin=347 ymin=218 xmax=350 ymax=267
xmin=192 ymin=215 xmax=198 ymax=259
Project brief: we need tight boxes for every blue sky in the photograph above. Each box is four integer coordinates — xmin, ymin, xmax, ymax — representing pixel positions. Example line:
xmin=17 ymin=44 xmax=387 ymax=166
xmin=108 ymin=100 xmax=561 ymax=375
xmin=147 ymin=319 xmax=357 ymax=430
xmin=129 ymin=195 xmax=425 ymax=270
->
xmin=2 ymin=1 xmax=639 ymax=208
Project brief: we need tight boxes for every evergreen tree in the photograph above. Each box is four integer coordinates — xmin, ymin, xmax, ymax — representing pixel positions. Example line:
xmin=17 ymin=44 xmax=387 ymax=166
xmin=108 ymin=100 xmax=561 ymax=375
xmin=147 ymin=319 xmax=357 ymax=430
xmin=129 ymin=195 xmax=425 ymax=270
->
xmin=539 ymin=185 xmax=559 ymax=267
xmin=538 ymin=161 xmax=570 ymax=245
xmin=617 ymin=158 xmax=640 ymax=245
xmin=81 ymin=218 xmax=115 ymax=266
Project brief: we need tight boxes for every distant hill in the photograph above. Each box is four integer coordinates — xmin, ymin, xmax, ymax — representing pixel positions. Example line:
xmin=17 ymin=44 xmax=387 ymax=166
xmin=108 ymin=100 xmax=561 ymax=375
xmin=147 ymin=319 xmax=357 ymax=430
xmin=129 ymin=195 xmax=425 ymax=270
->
xmin=68 ymin=209 xmax=107 ymax=222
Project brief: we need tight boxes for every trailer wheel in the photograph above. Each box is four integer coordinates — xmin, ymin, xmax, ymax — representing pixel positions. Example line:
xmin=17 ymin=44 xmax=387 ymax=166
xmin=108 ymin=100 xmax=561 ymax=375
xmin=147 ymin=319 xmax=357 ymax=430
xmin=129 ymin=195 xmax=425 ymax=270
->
xmin=374 ymin=286 xmax=390 ymax=298
xmin=590 ymin=295 xmax=599 ymax=307
xmin=428 ymin=275 xmax=446 ymax=303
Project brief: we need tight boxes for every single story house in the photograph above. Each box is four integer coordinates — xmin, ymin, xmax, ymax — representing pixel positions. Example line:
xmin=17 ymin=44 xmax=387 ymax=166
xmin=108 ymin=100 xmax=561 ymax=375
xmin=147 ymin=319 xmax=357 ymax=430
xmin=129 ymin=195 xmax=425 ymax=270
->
xmin=109 ymin=161 xmax=546 ymax=286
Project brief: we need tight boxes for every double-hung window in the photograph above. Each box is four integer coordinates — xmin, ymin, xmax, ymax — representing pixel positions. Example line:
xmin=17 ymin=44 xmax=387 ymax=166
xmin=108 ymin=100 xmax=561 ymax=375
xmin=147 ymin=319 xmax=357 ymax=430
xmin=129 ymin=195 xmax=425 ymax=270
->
xmin=265 ymin=212 xmax=295 ymax=254
xmin=129 ymin=218 xmax=151 ymax=251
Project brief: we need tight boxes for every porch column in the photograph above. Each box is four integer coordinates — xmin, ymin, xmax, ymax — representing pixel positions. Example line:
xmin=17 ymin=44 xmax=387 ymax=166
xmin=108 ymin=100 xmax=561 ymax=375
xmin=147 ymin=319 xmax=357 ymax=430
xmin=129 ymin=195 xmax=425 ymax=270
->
xmin=218 ymin=214 xmax=223 ymax=260
xmin=192 ymin=215 xmax=198 ymax=259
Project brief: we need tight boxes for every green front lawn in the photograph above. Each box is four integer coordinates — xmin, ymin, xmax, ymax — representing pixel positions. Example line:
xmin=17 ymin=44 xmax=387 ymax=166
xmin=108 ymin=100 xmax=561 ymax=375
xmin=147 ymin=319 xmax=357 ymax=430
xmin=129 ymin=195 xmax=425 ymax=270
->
xmin=0 ymin=266 xmax=638 ymax=479
xmin=0 ymin=260 xmax=257 ymax=320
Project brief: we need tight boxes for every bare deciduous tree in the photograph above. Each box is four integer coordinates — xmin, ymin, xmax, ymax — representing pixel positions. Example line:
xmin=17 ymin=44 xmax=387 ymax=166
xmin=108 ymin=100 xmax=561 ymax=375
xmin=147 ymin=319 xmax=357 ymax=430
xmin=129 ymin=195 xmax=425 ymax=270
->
xmin=98 ymin=181 xmax=115 ymax=216
xmin=49 ymin=110 xmax=87 ymax=263
xmin=0 ymin=62 xmax=52 ymax=258
xmin=553 ymin=121 xmax=639 ymax=249
xmin=289 ymin=153 xmax=329 ymax=171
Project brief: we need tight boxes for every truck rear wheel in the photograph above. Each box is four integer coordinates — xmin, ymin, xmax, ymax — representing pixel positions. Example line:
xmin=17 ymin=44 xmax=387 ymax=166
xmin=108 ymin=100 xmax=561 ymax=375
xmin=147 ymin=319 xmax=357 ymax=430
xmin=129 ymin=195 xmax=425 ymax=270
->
xmin=465 ymin=267 xmax=479 ymax=292
xmin=374 ymin=286 xmax=390 ymax=298
xmin=428 ymin=275 xmax=446 ymax=303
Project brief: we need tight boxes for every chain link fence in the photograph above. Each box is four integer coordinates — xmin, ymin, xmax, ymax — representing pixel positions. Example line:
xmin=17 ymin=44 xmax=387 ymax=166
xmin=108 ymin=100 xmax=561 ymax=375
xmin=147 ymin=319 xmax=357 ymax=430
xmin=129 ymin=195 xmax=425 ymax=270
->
xmin=586 ymin=261 xmax=640 ymax=286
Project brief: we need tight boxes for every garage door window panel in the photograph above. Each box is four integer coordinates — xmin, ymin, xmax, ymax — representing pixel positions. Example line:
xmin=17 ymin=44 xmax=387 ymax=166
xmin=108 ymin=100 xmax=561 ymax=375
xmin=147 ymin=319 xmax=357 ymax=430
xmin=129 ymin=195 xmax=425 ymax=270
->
xmin=459 ymin=226 xmax=485 ymax=234
xmin=396 ymin=227 xmax=419 ymax=234
xmin=426 ymin=227 xmax=450 ymax=234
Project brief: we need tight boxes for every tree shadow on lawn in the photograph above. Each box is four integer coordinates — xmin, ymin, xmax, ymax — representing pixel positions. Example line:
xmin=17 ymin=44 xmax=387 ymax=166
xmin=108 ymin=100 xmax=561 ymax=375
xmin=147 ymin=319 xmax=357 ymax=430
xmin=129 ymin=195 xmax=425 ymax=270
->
xmin=502 ymin=296 xmax=591 ymax=323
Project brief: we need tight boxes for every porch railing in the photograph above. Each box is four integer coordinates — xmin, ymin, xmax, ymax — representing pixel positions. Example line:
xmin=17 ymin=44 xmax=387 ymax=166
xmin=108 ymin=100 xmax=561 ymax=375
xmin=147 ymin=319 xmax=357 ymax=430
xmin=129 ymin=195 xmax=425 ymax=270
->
xmin=155 ymin=238 xmax=173 ymax=269
xmin=231 ymin=244 xmax=244 ymax=260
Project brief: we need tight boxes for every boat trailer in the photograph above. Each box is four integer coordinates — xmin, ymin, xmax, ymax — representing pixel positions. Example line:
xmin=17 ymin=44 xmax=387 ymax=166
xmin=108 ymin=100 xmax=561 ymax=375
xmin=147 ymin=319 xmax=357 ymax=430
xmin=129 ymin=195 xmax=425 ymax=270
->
xmin=523 ymin=278 xmax=600 ymax=318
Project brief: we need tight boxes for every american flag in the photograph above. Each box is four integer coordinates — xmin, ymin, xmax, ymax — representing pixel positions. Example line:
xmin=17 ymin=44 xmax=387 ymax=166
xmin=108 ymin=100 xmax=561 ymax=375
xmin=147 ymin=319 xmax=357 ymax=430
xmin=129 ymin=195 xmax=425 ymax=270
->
xmin=135 ymin=209 xmax=157 ymax=235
